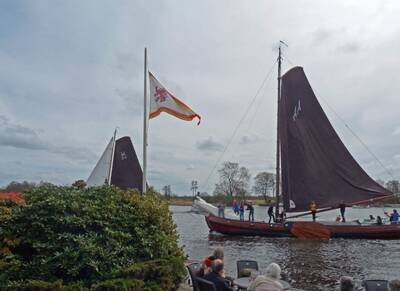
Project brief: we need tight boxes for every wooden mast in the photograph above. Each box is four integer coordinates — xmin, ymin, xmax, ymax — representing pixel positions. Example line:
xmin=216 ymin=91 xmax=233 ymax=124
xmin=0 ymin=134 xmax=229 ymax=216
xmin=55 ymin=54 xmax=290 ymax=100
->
xmin=275 ymin=43 xmax=282 ymax=218
xmin=107 ymin=127 xmax=118 ymax=186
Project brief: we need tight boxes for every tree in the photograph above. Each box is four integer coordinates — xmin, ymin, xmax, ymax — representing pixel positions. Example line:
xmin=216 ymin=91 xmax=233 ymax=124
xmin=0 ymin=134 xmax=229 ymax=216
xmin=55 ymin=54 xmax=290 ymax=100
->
xmin=386 ymin=180 xmax=400 ymax=193
xmin=253 ymin=172 xmax=276 ymax=202
xmin=5 ymin=181 xmax=36 ymax=192
xmin=162 ymin=185 xmax=171 ymax=198
xmin=72 ymin=179 xmax=86 ymax=189
xmin=213 ymin=162 xmax=250 ymax=198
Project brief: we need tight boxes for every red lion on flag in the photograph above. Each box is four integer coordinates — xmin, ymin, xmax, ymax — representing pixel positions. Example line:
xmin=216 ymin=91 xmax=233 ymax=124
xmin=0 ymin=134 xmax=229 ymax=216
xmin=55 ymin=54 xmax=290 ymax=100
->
xmin=154 ymin=86 xmax=169 ymax=103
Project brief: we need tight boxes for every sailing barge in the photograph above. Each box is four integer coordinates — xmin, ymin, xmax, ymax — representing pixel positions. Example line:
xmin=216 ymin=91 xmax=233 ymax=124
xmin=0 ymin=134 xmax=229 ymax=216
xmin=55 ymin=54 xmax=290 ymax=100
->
xmin=206 ymin=46 xmax=399 ymax=239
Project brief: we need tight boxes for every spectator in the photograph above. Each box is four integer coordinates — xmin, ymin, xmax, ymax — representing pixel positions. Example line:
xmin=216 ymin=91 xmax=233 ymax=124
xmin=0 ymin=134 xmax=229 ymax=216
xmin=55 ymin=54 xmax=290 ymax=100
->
xmin=388 ymin=279 xmax=400 ymax=291
xmin=248 ymin=262 xmax=283 ymax=291
xmin=203 ymin=259 xmax=233 ymax=291
xmin=196 ymin=247 xmax=224 ymax=277
xmin=339 ymin=276 xmax=354 ymax=291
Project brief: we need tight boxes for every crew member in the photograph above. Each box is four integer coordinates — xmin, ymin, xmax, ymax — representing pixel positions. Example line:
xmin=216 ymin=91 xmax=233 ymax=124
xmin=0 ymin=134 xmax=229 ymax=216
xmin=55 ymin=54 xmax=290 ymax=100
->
xmin=217 ymin=202 xmax=225 ymax=218
xmin=247 ymin=202 xmax=254 ymax=222
xmin=385 ymin=209 xmax=399 ymax=224
xmin=310 ymin=200 xmax=317 ymax=222
xmin=267 ymin=205 xmax=275 ymax=224
xmin=239 ymin=201 xmax=244 ymax=221
xmin=339 ymin=201 xmax=346 ymax=222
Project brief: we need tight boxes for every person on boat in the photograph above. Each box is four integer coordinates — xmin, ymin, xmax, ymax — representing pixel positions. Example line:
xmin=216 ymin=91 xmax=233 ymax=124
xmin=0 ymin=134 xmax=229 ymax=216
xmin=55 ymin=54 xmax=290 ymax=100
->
xmin=385 ymin=209 xmax=399 ymax=224
xmin=376 ymin=215 xmax=383 ymax=225
xmin=339 ymin=276 xmax=354 ymax=291
xmin=248 ymin=262 xmax=283 ymax=291
xmin=232 ymin=199 xmax=237 ymax=214
xmin=278 ymin=210 xmax=286 ymax=222
xmin=217 ymin=202 xmax=225 ymax=218
xmin=203 ymin=259 xmax=233 ymax=291
xmin=388 ymin=279 xmax=400 ymax=291
xmin=268 ymin=205 xmax=275 ymax=223
xmin=339 ymin=201 xmax=346 ymax=222
xmin=309 ymin=201 xmax=317 ymax=222
xmin=246 ymin=202 xmax=255 ymax=222
xmin=239 ymin=201 xmax=245 ymax=221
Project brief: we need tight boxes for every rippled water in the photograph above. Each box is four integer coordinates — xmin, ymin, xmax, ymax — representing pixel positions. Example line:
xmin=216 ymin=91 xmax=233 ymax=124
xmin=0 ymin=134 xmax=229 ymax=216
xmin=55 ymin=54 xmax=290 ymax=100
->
xmin=171 ymin=205 xmax=400 ymax=290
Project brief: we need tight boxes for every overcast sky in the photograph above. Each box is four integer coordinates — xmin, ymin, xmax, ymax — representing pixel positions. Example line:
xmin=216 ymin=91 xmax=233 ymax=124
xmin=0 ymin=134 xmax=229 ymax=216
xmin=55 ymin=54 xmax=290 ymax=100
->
xmin=0 ymin=0 xmax=399 ymax=195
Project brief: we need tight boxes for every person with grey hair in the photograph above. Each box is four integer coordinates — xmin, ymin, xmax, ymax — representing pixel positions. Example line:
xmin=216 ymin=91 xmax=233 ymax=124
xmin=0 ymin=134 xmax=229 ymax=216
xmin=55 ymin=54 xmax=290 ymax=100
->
xmin=248 ymin=262 xmax=283 ymax=291
xmin=388 ymin=279 xmax=400 ymax=291
xmin=339 ymin=276 xmax=354 ymax=291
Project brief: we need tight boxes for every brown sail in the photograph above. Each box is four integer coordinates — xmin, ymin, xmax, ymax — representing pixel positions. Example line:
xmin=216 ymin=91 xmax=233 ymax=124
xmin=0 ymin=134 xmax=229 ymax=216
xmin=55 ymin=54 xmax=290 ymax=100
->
xmin=111 ymin=136 xmax=143 ymax=191
xmin=280 ymin=67 xmax=392 ymax=212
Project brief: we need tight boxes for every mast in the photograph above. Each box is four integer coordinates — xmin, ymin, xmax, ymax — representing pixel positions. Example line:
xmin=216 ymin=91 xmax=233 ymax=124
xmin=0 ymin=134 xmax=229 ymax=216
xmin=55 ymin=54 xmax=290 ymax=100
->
xmin=107 ymin=127 xmax=118 ymax=186
xmin=275 ymin=43 xmax=282 ymax=218
xmin=142 ymin=47 xmax=148 ymax=194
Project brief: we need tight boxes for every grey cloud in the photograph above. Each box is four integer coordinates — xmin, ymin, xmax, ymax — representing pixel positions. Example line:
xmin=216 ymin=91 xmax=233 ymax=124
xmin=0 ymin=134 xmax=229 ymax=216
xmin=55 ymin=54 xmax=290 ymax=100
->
xmin=393 ymin=127 xmax=400 ymax=136
xmin=0 ymin=116 xmax=96 ymax=162
xmin=239 ymin=134 xmax=264 ymax=145
xmin=196 ymin=137 xmax=223 ymax=152
xmin=337 ymin=42 xmax=361 ymax=53
xmin=186 ymin=165 xmax=195 ymax=170
xmin=312 ymin=28 xmax=334 ymax=44
xmin=115 ymin=88 xmax=143 ymax=114
xmin=0 ymin=116 xmax=45 ymax=150
xmin=113 ymin=52 xmax=141 ymax=80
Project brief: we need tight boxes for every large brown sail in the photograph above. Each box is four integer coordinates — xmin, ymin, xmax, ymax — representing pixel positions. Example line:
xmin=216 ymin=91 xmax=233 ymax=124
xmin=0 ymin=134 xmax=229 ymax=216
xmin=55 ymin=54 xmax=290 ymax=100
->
xmin=111 ymin=136 xmax=143 ymax=191
xmin=280 ymin=67 xmax=391 ymax=212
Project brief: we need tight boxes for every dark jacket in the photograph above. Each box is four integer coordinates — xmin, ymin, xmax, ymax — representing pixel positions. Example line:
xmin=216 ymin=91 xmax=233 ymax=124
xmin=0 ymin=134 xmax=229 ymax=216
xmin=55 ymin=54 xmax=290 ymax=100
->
xmin=203 ymin=272 xmax=233 ymax=291
xmin=246 ymin=204 xmax=254 ymax=212
xmin=268 ymin=206 xmax=274 ymax=215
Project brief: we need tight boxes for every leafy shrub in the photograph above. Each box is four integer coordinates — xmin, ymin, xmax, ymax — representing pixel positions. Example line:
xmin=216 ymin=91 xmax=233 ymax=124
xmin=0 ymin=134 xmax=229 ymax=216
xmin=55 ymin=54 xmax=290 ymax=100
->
xmin=4 ymin=280 xmax=85 ymax=291
xmin=0 ymin=186 xmax=185 ymax=290
xmin=92 ymin=278 xmax=144 ymax=291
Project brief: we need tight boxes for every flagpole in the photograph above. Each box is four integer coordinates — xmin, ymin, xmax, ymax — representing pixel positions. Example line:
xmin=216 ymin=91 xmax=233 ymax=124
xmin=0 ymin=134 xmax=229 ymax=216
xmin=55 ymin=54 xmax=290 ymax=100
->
xmin=142 ymin=47 xmax=148 ymax=194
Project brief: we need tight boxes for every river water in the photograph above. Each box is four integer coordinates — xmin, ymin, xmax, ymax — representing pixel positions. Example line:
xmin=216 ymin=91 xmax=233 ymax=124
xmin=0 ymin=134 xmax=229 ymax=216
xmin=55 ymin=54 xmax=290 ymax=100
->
xmin=171 ymin=205 xmax=400 ymax=290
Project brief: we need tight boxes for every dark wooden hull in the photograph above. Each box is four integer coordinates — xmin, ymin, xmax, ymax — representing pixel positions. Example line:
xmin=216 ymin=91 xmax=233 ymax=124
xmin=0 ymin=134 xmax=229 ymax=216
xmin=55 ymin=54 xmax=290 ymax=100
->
xmin=325 ymin=223 xmax=400 ymax=239
xmin=205 ymin=215 xmax=400 ymax=239
xmin=205 ymin=215 xmax=291 ymax=237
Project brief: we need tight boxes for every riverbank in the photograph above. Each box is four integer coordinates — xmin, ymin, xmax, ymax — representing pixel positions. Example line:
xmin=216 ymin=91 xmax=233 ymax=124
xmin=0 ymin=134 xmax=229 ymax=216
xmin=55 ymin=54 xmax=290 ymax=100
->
xmin=166 ymin=196 xmax=273 ymax=206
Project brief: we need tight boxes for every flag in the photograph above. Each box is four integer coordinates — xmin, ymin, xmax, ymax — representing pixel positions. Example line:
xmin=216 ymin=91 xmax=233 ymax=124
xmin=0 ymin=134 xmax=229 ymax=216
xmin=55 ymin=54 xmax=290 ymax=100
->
xmin=149 ymin=71 xmax=201 ymax=125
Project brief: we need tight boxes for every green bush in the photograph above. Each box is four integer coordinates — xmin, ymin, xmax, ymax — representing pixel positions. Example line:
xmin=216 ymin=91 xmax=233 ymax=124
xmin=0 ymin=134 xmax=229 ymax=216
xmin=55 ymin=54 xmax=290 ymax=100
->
xmin=0 ymin=186 xmax=185 ymax=290
xmin=92 ymin=278 xmax=144 ymax=291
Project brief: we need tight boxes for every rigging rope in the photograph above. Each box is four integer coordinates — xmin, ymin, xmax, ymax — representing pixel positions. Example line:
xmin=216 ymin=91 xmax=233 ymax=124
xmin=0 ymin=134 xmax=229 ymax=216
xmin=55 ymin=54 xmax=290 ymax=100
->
xmin=283 ymin=51 xmax=395 ymax=181
xmin=202 ymin=60 xmax=278 ymax=190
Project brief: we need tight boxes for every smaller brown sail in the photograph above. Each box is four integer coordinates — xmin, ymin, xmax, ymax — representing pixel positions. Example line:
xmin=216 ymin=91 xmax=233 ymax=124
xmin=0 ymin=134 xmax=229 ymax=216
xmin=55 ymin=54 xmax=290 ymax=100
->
xmin=280 ymin=67 xmax=392 ymax=212
xmin=111 ymin=136 xmax=143 ymax=191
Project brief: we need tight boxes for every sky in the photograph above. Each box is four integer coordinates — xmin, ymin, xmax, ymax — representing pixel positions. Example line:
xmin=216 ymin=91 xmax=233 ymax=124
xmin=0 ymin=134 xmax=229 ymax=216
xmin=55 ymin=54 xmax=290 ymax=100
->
xmin=0 ymin=0 xmax=399 ymax=195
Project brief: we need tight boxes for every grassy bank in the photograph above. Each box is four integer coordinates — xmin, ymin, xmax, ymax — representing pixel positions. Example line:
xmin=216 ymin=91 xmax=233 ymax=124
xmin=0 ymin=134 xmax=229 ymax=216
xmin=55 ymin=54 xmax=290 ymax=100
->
xmin=165 ymin=195 xmax=276 ymax=206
